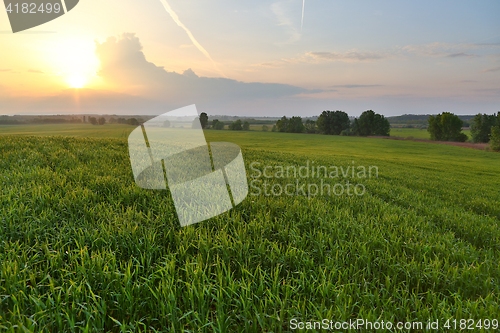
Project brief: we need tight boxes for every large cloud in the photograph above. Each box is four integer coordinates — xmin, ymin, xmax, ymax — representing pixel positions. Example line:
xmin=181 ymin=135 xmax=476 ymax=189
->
xmin=306 ymin=51 xmax=386 ymax=62
xmin=95 ymin=33 xmax=312 ymax=113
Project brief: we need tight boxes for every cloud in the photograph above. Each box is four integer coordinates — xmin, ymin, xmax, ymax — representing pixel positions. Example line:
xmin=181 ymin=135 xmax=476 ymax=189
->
xmin=402 ymin=42 xmax=500 ymax=58
xmin=473 ymin=42 xmax=500 ymax=47
xmin=157 ymin=0 xmax=225 ymax=77
xmin=401 ymin=42 xmax=449 ymax=56
xmin=93 ymin=33 xmax=315 ymax=113
xmin=330 ymin=84 xmax=384 ymax=89
xmin=27 ymin=69 xmax=44 ymax=74
xmin=256 ymin=62 xmax=285 ymax=68
xmin=2 ymin=33 xmax=321 ymax=116
xmin=306 ymin=51 xmax=385 ymax=62
xmin=271 ymin=1 xmax=301 ymax=44
xmin=446 ymin=52 xmax=475 ymax=58
xmin=255 ymin=42 xmax=498 ymax=68
xmin=483 ymin=66 xmax=500 ymax=73
xmin=250 ymin=50 xmax=386 ymax=69
xmin=474 ymin=88 xmax=500 ymax=94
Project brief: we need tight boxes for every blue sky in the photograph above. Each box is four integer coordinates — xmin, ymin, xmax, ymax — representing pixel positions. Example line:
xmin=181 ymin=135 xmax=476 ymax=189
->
xmin=0 ymin=0 xmax=499 ymax=116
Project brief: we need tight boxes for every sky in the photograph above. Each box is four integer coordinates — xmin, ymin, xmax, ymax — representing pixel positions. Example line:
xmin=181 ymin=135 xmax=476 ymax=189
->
xmin=0 ymin=0 xmax=499 ymax=117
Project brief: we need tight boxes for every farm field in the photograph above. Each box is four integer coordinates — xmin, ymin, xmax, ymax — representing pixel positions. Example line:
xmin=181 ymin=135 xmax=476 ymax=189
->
xmin=1 ymin=126 xmax=499 ymax=331
xmin=0 ymin=124 xmax=134 ymax=139
xmin=0 ymin=124 xmax=472 ymax=141
xmin=390 ymin=127 xmax=471 ymax=140
xmin=389 ymin=128 xmax=431 ymax=139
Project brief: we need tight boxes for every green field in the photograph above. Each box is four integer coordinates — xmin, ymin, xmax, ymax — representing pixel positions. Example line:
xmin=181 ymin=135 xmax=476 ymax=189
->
xmin=0 ymin=123 xmax=472 ymax=141
xmin=389 ymin=128 xmax=431 ymax=139
xmin=1 ymin=125 xmax=499 ymax=331
xmin=0 ymin=124 xmax=134 ymax=138
xmin=389 ymin=128 xmax=471 ymax=140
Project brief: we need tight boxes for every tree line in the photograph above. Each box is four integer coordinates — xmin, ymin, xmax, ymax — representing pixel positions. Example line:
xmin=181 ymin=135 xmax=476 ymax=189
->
xmin=88 ymin=117 xmax=142 ymax=126
xmin=199 ymin=113 xmax=251 ymax=131
xmin=201 ymin=110 xmax=390 ymax=137
xmin=199 ymin=110 xmax=500 ymax=152
xmin=427 ymin=112 xmax=500 ymax=151
xmin=274 ymin=110 xmax=390 ymax=136
xmin=470 ymin=112 xmax=500 ymax=151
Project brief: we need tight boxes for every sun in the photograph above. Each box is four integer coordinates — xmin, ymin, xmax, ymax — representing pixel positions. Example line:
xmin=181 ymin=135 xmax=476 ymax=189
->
xmin=40 ymin=36 xmax=100 ymax=89
xmin=67 ymin=74 xmax=87 ymax=89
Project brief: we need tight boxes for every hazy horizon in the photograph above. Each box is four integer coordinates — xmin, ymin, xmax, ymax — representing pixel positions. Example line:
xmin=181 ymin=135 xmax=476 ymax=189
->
xmin=1 ymin=110 xmax=482 ymax=120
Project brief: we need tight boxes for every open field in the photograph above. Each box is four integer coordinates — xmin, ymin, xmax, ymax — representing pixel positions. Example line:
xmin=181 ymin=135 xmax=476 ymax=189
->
xmin=390 ymin=128 xmax=472 ymax=140
xmin=0 ymin=123 xmax=473 ymax=141
xmin=0 ymin=124 xmax=134 ymax=138
xmin=389 ymin=128 xmax=431 ymax=139
xmin=1 ymin=126 xmax=499 ymax=331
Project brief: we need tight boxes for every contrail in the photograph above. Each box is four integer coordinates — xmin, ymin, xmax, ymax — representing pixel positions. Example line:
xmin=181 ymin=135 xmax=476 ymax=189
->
xmin=301 ymin=0 xmax=305 ymax=31
xmin=158 ymin=0 xmax=226 ymax=78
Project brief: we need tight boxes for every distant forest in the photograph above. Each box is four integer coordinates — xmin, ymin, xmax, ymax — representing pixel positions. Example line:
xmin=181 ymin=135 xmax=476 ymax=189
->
xmin=387 ymin=114 xmax=474 ymax=128
xmin=0 ymin=115 xmax=154 ymax=125
xmin=1 ymin=113 xmax=476 ymax=128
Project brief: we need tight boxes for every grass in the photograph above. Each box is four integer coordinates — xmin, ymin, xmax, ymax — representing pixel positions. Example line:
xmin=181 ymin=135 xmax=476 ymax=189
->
xmin=389 ymin=128 xmax=431 ymax=139
xmin=390 ymin=127 xmax=472 ymax=140
xmin=0 ymin=124 xmax=134 ymax=138
xmin=1 ymin=125 xmax=499 ymax=331
xmin=0 ymin=123 xmax=474 ymax=141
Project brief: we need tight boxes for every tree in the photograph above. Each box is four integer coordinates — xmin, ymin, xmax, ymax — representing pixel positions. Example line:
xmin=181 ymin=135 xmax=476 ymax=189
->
xmin=212 ymin=119 xmax=225 ymax=130
xmin=304 ymin=119 xmax=317 ymax=134
xmin=372 ymin=113 xmax=390 ymax=136
xmin=163 ymin=120 xmax=171 ymax=128
xmin=262 ymin=125 xmax=269 ymax=132
xmin=274 ymin=116 xmax=304 ymax=133
xmin=427 ymin=115 xmax=442 ymax=140
xmin=98 ymin=117 xmax=106 ymax=125
xmin=470 ymin=113 xmax=498 ymax=143
xmin=275 ymin=116 xmax=289 ymax=132
xmin=490 ymin=126 xmax=500 ymax=151
xmin=340 ymin=129 xmax=351 ymax=136
xmin=317 ymin=110 xmax=350 ymax=135
xmin=288 ymin=116 xmax=305 ymax=133
xmin=216 ymin=120 xmax=225 ymax=130
xmin=199 ymin=112 xmax=208 ymax=129
xmin=353 ymin=110 xmax=390 ymax=136
xmin=243 ymin=121 xmax=250 ymax=131
xmin=351 ymin=118 xmax=360 ymax=136
xmin=89 ymin=117 xmax=98 ymax=125
xmin=127 ymin=118 xmax=139 ymax=126
xmin=229 ymin=119 xmax=243 ymax=130
xmin=427 ymin=112 xmax=467 ymax=142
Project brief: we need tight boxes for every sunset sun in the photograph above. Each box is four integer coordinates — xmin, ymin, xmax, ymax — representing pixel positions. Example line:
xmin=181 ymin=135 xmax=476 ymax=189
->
xmin=38 ymin=36 xmax=100 ymax=90
xmin=67 ymin=74 xmax=88 ymax=89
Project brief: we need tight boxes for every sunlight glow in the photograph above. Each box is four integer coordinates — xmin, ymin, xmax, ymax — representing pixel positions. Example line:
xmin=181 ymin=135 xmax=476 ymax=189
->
xmin=41 ymin=36 xmax=100 ymax=89
xmin=66 ymin=74 xmax=87 ymax=89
